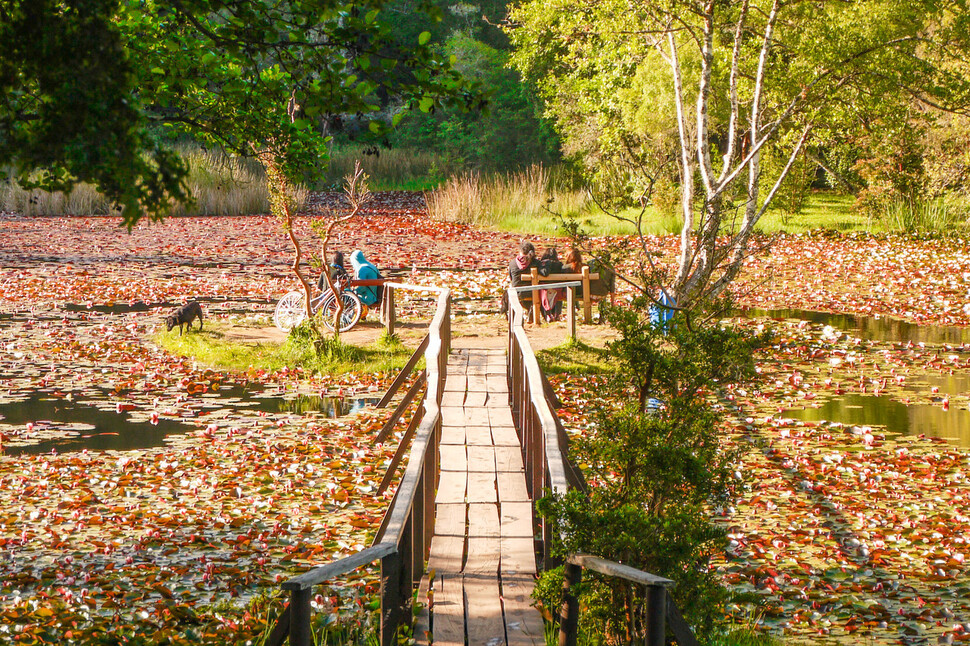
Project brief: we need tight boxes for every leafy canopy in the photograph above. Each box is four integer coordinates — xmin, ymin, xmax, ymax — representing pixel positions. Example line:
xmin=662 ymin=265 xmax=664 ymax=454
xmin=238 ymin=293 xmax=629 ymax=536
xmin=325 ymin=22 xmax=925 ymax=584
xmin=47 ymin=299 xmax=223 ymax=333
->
xmin=0 ymin=0 xmax=478 ymax=225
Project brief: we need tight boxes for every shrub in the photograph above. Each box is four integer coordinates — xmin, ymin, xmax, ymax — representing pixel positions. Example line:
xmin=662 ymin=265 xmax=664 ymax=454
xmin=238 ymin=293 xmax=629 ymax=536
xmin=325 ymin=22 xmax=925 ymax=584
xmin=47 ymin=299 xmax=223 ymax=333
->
xmin=534 ymin=302 xmax=764 ymax=642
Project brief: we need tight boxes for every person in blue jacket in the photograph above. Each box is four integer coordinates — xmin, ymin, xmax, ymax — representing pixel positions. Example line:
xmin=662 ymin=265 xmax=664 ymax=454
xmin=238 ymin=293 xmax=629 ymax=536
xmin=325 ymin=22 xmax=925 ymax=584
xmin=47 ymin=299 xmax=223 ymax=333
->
xmin=349 ymin=249 xmax=383 ymax=308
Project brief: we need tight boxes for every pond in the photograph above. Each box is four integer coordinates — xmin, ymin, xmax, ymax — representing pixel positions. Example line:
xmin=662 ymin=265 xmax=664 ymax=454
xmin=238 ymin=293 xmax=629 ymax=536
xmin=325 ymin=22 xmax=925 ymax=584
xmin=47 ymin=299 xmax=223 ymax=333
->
xmin=0 ymin=390 xmax=378 ymax=456
xmin=743 ymin=307 xmax=970 ymax=345
xmin=750 ymin=308 xmax=970 ymax=447
xmin=782 ymin=393 xmax=970 ymax=447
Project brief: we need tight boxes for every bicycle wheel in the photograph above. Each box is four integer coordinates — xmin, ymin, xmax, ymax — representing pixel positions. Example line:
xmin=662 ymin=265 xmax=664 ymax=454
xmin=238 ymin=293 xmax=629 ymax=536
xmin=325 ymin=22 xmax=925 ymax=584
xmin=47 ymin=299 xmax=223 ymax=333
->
xmin=273 ymin=291 xmax=307 ymax=332
xmin=321 ymin=291 xmax=362 ymax=332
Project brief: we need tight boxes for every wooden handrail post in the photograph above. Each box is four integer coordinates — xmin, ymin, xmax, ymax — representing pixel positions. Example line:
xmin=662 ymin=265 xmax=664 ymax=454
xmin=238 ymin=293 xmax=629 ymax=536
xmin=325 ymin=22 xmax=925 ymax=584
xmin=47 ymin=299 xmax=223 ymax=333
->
xmin=558 ymin=562 xmax=582 ymax=646
xmin=645 ymin=585 xmax=666 ymax=646
xmin=289 ymin=588 xmax=312 ymax=646
xmin=566 ymin=286 xmax=576 ymax=341
xmin=581 ymin=266 xmax=592 ymax=323
xmin=380 ymin=550 xmax=403 ymax=646
xmin=384 ymin=286 xmax=395 ymax=337
xmin=531 ymin=267 xmax=541 ymax=326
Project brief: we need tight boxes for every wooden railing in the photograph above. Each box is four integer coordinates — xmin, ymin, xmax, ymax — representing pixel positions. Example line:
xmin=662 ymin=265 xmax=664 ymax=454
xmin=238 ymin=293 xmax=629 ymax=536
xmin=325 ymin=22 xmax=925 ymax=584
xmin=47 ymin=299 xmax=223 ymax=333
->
xmin=559 ymin=555 xmax=699 ymax=646
xmin=507 ymin=288 xmax=699 ymax=646
xmin=506 ymin=286 xmax=585 ymax=570
xmin=265 ymin=284 xmax=451 ymax=646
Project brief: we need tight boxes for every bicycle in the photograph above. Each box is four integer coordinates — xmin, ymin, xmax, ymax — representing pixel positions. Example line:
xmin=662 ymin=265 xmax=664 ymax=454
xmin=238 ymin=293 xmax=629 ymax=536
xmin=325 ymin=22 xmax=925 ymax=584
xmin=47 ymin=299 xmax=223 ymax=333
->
xmin=273 ymin=280 xmax=363 ymax=333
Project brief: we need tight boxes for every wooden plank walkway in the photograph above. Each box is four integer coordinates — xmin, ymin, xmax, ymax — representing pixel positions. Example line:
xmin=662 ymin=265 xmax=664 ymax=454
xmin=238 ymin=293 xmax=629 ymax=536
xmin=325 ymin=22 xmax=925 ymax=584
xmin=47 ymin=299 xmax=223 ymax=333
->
xmin=415 ymin=348 xmax=545 ymax=646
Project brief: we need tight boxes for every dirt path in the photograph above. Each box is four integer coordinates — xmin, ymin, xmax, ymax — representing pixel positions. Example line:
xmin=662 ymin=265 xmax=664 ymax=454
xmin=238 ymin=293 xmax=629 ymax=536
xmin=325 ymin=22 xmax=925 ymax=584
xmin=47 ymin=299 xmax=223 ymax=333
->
xmin=220 ymin=313 xmax=618 ymax=352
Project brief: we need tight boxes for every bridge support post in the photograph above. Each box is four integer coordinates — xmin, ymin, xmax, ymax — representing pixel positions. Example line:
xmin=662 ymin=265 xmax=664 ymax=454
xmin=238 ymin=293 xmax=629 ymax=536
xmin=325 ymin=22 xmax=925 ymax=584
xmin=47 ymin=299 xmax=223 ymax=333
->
xmin=289 ymin=588 xmax=312 ymax=646
xmin=558 ymin=562 xmax=582 ymax=646
xmin=645 ymin=584 xmax=666 ymax=646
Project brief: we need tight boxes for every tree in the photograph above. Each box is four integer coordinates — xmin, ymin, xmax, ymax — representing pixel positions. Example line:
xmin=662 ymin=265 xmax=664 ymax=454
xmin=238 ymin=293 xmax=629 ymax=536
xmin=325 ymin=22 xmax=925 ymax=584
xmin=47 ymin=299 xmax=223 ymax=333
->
xmin=0 ymin=0 xmax=187 ymax=215
xmin=1 ymin=0 xmax=477 ymax=226
xmin=509 ymin=0 xmax=970 ymax=309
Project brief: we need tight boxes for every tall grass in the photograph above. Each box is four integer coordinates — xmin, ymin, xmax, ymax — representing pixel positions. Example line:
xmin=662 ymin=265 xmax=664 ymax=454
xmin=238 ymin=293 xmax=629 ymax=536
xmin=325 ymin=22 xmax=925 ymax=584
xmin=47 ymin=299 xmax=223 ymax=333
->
xmin=167 ymin=146 xmax=269 ymax=216
xmin=0 ymin=177 xmax=112 ymax=215
xmin=1 ymin=147 xmax=269 ymax=217
xmin=876 ymin=197 xmax=969 ymax=233
xmin=322 ymin=146 xmax=457 ymax=191
xmin=426 ymin=165 xmax=590 ymax=232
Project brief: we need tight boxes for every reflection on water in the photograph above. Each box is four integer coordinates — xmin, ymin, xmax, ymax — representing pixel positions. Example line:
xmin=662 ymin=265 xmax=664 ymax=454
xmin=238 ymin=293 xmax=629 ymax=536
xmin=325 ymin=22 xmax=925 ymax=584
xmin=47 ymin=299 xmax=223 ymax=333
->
xmin=0 ymin=395 xmax=191 ymax=455
xmin=241 ymin=393 xmax=378 ymax=417
xmin=743 ymin=308 xmax=970 ymax=345
xmin=0 ymin=391 xmax=377 ymax=456
xmin=783 ymin=394 xmax=970 ymax=447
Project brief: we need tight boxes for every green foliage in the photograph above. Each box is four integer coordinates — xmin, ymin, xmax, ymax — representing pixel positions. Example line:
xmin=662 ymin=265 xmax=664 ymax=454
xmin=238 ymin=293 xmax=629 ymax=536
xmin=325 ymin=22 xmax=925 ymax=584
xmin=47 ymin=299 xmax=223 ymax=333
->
xmin=0 ymin=0 xmax=188 ymax=218
xmin=393 ymin=33 xmax=560 ymax=171
xmin=606 ymin=298 xmax=763 ymax=413
xmin=1 ymin=0 xmax=478 ymax=226
xmin=535 ymin=303 xmax=765 ymax=641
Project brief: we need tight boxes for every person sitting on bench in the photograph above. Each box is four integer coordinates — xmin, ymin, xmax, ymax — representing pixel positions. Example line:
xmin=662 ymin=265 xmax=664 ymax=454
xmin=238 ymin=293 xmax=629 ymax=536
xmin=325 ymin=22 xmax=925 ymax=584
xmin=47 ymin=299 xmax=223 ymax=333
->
xmin=350 ymin=249 xmax=383 ymax=318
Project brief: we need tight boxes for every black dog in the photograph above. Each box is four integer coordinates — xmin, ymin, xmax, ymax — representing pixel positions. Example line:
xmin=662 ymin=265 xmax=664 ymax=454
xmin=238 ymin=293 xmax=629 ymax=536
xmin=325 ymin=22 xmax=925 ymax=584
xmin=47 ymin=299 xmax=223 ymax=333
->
xmin=165 ymin=301 xmax=204 ymax=335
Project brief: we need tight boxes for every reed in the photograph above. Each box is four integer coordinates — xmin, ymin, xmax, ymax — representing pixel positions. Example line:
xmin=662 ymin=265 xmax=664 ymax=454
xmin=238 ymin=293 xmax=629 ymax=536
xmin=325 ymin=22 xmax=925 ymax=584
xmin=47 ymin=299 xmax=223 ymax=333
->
xmin=1 ymin=147 xmax=270 ymax=216
xmin=426 ymin=164 xmax=589 ymax=230
xmin=322 ymin=146 xmax=456 ymax=190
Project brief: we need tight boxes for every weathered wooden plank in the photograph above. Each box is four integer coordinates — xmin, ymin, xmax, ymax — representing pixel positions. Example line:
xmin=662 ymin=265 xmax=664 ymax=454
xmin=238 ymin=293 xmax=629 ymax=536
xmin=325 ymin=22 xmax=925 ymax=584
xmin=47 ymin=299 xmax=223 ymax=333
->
xmin=463 ymin=391 xmax=488 ymax=407
xmin=490 ymin=424 xmax=520 ymax=446
xmin=428 ymin=536 xmax=465 ymax=577
xmin=502 ymin=575 xmax=545 ymax=646
xmin=464 ymin=426 xmax=494 ymax=446
xmin=439 ymin=445 xmax=467 ymax=472
xmin=443 ymin=375 xmax=466 ymax=392
xmin=440 ymin=424 xmax=465 ymax=445
xmin=466 ymin=470 xmax=498 ymax=503
xmin=496 ymin=471 xmax=530 ymax=502
xmin=435 ymin=503 xmax=466 ymax=537
xmin=441 ymin=406 xmax=467 ymax=426
xmin=488 ymin=407 xmax=514 ymax=427
xmin=463 ymin=407 xmax=490 ymax=427
xmin=431 ymin=572 xmax=465 ymax=646
xmin=465 ymin=535 xmax=500 ymax=575
xmin=467 ymin=503 xmax=500 ymax=539
xmin=501 ymin=537 xmax=537 ymax=576
xmin=494 ymin=446 xmax=524 ymax=472
xmin=568 ymin=554 xmax=674 ymax=587
xmin=466 ymin=445 xmax=495 ymax=472
xmin=440 ymin=390 xmax=465 ymax=407
xmin=464 ymin=574 xmax=505 ymax=646
xmin=484 ymin=392 xmax=507 ymax=408
xmin=485 ymin=375 xmax=507 ymax=394
xmin=499 ymin=501 xmax=533 ymax=539
xmin=435 ymin=470 xmax=466 ymax=504
xmin=466 ymin=375 xmax=488 ymax=392
xmin=413 ymin=574 xmax=432 ymax=645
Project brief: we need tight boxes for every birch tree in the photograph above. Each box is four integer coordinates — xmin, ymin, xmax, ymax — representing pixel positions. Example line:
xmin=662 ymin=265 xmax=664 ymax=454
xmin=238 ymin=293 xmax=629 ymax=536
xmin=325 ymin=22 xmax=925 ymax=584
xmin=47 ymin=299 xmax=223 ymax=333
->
xmin=509 ymin=0 xmax=970 ymax=309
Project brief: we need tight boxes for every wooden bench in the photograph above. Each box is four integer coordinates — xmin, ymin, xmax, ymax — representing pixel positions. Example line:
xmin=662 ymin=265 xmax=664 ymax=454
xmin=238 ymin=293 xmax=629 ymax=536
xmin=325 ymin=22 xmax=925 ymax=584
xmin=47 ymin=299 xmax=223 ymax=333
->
xmin=520 ymin=266 xmax=615 ymax=325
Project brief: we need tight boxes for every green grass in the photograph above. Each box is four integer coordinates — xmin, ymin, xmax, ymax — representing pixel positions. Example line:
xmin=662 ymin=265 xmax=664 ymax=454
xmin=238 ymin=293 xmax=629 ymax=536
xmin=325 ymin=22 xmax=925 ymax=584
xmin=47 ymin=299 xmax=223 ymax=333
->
xmin=536 ymin=339 xmax=616 ymax=376
xmin=153 ymin=321 xmax=416 ymax=376
xmin=755 ymin=191 xmax=861 ymax=233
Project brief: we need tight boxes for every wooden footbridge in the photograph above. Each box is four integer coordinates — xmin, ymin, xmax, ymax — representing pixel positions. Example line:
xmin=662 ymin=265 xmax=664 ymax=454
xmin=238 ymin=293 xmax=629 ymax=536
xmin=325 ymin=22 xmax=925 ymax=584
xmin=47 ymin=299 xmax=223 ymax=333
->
xmin=264 ymin=284 xmax=697 ymax=646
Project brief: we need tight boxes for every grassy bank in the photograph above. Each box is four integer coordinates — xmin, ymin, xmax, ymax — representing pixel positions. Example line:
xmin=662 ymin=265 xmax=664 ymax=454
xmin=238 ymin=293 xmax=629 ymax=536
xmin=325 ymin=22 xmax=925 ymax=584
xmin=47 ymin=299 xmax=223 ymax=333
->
xmin=153 ymin=321 xmax=415 ymax=376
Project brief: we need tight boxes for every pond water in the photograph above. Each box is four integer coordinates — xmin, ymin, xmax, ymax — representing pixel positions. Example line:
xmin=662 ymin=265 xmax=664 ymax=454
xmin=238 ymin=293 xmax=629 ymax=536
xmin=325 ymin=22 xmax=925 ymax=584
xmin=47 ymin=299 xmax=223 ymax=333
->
xmin=743 ymin=307 xmax=970 ymax=346
xmin=0 ymin=391 xmax=378 ymax=456
xmin=748 ymin=308 xmax=970 ymax=447
xmin=782 ymin=394 xmax=970 ymax=447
